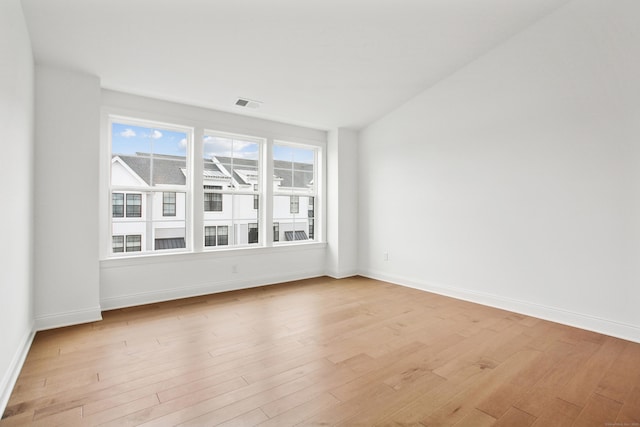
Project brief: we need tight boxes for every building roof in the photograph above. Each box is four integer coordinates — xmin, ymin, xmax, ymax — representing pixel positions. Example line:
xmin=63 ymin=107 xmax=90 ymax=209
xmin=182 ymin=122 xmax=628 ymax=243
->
xmin=284 ymin=230 xmax=308 ymax=241
xmin=116 ymin=154 xmax=189 ymax=186
xmin=155 ymin=238 xmax=186 ymax=250
xmin=114 ymin=153 xmax=313 ymax=189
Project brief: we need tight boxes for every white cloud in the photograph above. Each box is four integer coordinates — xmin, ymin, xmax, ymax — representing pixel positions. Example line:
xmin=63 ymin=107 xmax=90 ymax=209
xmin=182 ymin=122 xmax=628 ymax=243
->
xmin=179 ymin=138 xmax=187 ymax=149
xmin=203 ymin=136 xmax=258 ymax=159
xmin=120 ymin=128 xmax=136 ymax=138
xmin=151 ymin=130 xmax=163 ymax=139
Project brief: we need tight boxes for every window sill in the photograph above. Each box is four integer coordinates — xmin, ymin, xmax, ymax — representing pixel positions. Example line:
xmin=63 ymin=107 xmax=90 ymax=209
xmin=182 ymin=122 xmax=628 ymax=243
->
xmin=100 ymin=241 xmax=327 ymax=269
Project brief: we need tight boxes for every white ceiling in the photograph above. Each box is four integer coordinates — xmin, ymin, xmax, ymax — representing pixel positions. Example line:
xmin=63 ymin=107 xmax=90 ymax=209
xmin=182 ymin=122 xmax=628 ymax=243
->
xmin=21 ymin=0 xmax=570 ymax=130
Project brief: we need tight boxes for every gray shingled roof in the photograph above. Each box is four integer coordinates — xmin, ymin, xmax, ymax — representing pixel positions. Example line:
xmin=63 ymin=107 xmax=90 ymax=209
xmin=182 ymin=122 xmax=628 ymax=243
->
xmin=116 ymin=154 xmax=188 ymax=185
xmin=115 ymin=153 xmax=313 ymax=189
xmin=284 ymin=230 xmax=309 ymax=241
xmin=155 ymin=238 xmax=186 ymax=250
xmin=274 ymin=159 xmax=314 ymax=189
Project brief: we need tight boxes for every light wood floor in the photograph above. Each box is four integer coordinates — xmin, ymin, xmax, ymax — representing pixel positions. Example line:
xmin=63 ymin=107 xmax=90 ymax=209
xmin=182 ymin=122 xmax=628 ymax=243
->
xmin=2 ymin=276 xmax=640 ymax=426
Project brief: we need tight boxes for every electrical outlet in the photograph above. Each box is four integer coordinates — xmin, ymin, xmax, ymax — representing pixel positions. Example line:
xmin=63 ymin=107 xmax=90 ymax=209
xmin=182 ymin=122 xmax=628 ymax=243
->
xmin=383 ymin=252 xmax=389 ymax=261
xmin=232 ymin=264 xmax=238 ymax=273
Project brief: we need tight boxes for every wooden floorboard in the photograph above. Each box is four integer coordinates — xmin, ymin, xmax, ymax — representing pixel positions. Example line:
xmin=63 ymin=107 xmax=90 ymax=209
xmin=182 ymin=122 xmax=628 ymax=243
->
xmin=2 ymin=276 xmax=640 ymax=426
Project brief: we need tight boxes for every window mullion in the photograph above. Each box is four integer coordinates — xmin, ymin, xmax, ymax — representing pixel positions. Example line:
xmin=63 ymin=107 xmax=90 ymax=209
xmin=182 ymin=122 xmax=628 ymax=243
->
xmin=193 ymin=127 xmax=204 ymax=252
xmin=264 ymin=138 xmax=274 ymax=247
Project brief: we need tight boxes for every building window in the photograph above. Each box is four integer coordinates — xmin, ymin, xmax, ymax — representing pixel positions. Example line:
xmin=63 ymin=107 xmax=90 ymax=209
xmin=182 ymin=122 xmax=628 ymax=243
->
xmin=125 ymin=194 xmax=142 ymax=218
xmin=308 ymin=197 xmax=315 ymax=240
xmin=163 ymin=192 xmax=176 ymax=216
xmin=125 ymin=235 xmax=142 ymax=252
xmin=273 ymin=222 xmax=279 ymax=242
xmin=204 ymin=225 xmax=229 ymax=247
xmin=112 ymin=193 xmax=124 ymax=218
xmin=253 ymin=184 xmax=259 ymax=210
xmin=112 ymin=235 xmax=124 ymax=253
xmin=290 ymin=196 xmax=299 ymax=214
xmin=204 ymin=186 xmax=223 ymax=211
xmin=248 ymin=223 xmax=258 ymax=244
xmin=217 ymin=226 xmax=229 ymax=246
xmin=204 ymin=226 xmax=217 ymax=247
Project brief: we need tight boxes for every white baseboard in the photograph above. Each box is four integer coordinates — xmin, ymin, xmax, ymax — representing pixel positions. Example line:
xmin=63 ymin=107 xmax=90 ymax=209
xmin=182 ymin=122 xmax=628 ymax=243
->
xmin=1 ymin=324 xmax=35 ymax=416
xmin=101 ymin=269 xmax=326 ymax=311
xmin=326 ymin=269 xmax=358 ymax=279
xmin=34 ymin=306 xmax=103 ymax=331
xmin=361 ymin=269 xmax=640 ymax=344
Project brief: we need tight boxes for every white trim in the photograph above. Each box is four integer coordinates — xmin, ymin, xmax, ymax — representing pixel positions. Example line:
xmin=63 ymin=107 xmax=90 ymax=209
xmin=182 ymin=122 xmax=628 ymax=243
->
xmin=34 ymin=307 xmax=103 ymax=331
xmin=0 ymin=324 xmax=35 ymax=415
xmin=101 ymin=269 xmax=326 ymax=311
xmin=101 ymin=241 xmax=326 ymax=268
xmin=360 ymin=269 xmax=640 ymax=344
xmin=327 ymin=269 xmax=359 ymax=280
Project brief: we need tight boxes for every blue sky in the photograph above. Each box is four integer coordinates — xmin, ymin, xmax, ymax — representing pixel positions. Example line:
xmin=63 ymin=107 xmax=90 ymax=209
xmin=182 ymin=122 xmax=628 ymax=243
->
xmin=112 ymin=123 xmax=187 ymax=156
xmin=273 ymin=144 xmax=315 ymax=164
xmin=113 ymin=122 xmax=314 ymax=164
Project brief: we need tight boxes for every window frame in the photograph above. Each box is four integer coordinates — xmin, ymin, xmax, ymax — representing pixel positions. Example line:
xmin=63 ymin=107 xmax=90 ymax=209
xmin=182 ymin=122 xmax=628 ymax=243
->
xmin=125 ymin=193 xmax=142 ymax=218
xmin=272 ymin=140 xmax=320 ymax=245
xmin=202 ymin=130 xmax=263 ymax=250
xmin=102 ymin=111 xmax=325 ymax=260
xmin=125 ymin=234 xmax=142 ymax=252
xmin=112 ymin=193 xmax=124 ymax=218
xmin=163 ymin=192 xmax=176 ymax=217
xmin=107 ymin=115 xmax=193 ymax=257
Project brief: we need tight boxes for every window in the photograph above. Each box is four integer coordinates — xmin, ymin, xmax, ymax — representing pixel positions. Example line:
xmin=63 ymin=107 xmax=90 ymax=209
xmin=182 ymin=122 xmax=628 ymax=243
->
xmin=112 ymin=192 xmax=144 ymax=218
xmin=163 ymin=192 xmax=176 ymax=216
xmin=125 ymin=235 xmax=142 ymax=252
xmin=253 ymin=184 xmax=259 ymax=210
xmin=112 ymin=235 xmax=124 ymax=252
xmin=273 ymin=142 xmax=317 ymax=242
xmin=217 ymin=226 xmax=229 ymax=246
xmin=110 ymin=117 xmax=190 ymax=255
xmin=204 ymin=186 xmax=223 ymax=211
xmin=308 ymin=197 xmax=315 ymax=239
xmin=106 ymin=114 xmax=323 ymax=257
xmin=248 ymin=223 xmax=258 ymax=244
xmin=125 ymin=194 xmax=142 ymax=217
xmin=112 ymin=193 xmax=124 ymax=218
xmin=203 ymin=132 xmax=260 ymax=248
xmin=290 ymin=196 xmax=299 ymax=214
xmin=204 ymin=225 xmax=229 ymax=247
xmin=204 ymin=226 xmax=217 ymax=247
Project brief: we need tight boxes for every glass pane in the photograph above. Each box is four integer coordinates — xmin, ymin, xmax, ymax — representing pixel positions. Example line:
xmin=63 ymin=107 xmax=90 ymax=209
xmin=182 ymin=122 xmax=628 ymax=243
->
xmin=112 ymin=191 xmax=186 ymax=253
xmin=112 ymin=236 xmax=124 ymax=253
xmin=152 ymin=191 xmax=186 ymax=250
xmin=217 ymin=226 xmax=229 ymax=246
xmin=112 ymin=193 xmax=124 ymax=218
xmin=111 ymin=122 xmax=188 ymax=188
xmin=203 ymin=134 xmax=260 ymax=191
xmin=273 ymin=195 xmax=310 ymax=243
xmin=203 ymin=194 xmax=258 ymax=247
xmin=273 ymin=143 xmax=315 ymax=193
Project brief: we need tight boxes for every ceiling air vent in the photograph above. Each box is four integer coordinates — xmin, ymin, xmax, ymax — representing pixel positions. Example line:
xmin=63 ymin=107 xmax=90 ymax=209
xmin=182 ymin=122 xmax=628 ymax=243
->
xmin=235 ymin=98 xmax=262 ymax=109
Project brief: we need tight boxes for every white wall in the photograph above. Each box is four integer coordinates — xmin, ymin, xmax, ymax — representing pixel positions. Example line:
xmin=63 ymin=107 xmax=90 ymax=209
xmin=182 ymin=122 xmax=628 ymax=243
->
xmin=326 ymin=129 xmax=359 ymax=278
xmin=34 ymin=66 xmax=102 ymax=329
xmin=359 ymin=0 xmax=640 ymax=342
xmin=0 ymin=0 xmax=35 ymax=411
xmin=100 ymin=90 xmax=328 ymax=309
